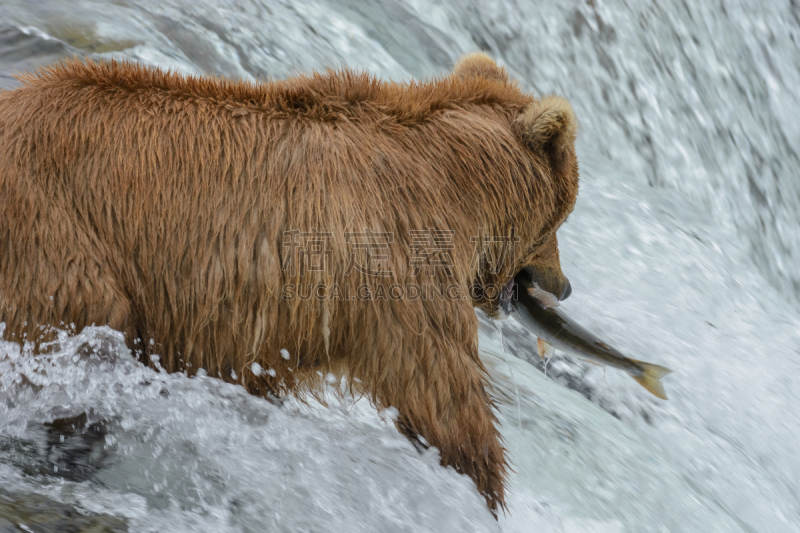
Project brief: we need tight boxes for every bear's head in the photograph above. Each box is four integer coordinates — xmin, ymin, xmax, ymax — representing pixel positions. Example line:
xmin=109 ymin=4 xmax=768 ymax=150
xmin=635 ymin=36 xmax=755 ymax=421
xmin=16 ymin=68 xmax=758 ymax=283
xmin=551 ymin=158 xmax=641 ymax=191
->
xmin=454 ymin=53 xmax=578 ymax=314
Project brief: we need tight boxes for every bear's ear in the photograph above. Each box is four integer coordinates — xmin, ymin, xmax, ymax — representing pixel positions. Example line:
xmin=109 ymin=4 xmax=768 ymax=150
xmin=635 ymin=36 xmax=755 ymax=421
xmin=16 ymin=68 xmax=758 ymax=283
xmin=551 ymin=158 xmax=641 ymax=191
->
xmin=453 ymin=52 xmax=508 ymax=83
xmin=515 ymin=95 xmax=577 ymax=171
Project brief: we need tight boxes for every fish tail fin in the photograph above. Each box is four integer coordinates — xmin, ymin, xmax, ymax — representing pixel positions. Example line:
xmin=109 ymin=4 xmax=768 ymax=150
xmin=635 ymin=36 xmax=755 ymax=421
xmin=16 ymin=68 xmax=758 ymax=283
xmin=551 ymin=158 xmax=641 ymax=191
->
xmin=629 ymin=361 xmax=673 ymax=400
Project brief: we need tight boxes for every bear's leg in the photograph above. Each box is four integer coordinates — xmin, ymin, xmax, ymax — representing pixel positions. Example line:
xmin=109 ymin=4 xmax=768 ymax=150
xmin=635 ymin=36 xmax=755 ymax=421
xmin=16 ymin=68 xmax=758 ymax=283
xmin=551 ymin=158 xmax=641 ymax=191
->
xmin=370 ymin=311 xmax=507 ymax=513
xmin=0 ymin=197 xmax=133 ymax=350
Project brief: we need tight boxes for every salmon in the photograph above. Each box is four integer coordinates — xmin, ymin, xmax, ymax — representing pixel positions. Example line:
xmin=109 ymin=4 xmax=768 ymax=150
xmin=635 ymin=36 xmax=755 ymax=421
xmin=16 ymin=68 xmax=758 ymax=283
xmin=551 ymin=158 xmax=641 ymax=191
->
xmin=513 ymin=275 xmax=673 ymax=399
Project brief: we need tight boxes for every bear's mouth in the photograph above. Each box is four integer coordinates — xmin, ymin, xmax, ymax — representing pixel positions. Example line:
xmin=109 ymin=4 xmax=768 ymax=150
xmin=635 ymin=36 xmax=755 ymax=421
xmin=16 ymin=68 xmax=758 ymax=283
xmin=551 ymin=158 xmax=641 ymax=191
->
xmin=498 ymin=271 xmax=562 ymax=318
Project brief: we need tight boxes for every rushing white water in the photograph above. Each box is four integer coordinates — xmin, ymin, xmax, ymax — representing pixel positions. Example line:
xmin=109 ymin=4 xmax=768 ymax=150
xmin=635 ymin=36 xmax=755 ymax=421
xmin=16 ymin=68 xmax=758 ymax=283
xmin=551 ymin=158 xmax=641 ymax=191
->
xmin=0 ymin=1 xmax=798 ymax=531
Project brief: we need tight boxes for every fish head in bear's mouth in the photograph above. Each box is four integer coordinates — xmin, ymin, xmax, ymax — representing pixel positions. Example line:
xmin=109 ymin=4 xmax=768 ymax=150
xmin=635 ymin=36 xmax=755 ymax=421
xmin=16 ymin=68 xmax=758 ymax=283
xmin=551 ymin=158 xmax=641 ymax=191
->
xmin=499 ymin=265 xmax=572 ymax=317
xmin=516 ymin=264 xmax=572 ymax=303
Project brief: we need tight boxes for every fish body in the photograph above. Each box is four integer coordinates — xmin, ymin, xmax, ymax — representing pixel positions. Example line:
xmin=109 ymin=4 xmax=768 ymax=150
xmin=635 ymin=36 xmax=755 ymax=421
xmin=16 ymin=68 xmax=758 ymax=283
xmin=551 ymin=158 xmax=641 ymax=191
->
xmin=513 ymin=276 xmax=672 ymax=399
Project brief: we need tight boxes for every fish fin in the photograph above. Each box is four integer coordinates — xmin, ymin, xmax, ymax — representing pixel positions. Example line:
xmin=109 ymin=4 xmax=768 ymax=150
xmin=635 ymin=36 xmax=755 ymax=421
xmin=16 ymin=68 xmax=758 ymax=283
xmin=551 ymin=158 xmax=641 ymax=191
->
xmin=537 ymin=338 xmax=555 ymax=360
xmin=629 ymin=360 xmax=673 ymax=400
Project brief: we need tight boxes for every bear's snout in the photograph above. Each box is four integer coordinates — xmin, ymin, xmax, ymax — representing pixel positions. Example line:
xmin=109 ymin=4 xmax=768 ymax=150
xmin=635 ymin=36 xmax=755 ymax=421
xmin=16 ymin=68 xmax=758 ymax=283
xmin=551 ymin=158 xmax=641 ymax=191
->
xmin=560 ymin=278 xmax=572 ymax=300
xmin=518 ymin=264 xmax=571 ymax=303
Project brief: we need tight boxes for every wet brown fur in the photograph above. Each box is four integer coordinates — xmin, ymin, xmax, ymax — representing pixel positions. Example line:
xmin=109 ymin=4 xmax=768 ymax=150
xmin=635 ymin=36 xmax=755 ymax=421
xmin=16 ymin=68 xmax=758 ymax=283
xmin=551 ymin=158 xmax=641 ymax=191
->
xmin=0 ymin=54 xmax=579 ymax=513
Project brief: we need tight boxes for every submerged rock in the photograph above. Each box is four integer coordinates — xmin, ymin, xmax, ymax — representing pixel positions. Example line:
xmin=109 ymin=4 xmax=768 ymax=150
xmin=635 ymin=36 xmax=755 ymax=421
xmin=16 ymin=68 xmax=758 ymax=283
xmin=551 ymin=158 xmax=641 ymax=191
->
xmin=0 ymin=488 xmax=127 ymax=532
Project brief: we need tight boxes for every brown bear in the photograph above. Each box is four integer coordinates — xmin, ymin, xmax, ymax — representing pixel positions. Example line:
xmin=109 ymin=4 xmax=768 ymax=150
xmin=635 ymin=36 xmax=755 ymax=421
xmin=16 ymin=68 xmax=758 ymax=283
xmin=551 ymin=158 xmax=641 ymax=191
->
xmin=0 ymin=52 xmax=578 ymax=513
